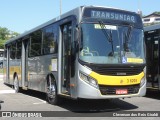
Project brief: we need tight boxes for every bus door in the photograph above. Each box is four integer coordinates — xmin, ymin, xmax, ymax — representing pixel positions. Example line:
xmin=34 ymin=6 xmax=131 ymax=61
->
xmin=152 ymin=39 xmax=159 ymax=88
xmin=21 ymin=38 xmax=29 ymax=89
xmin=146 ymin=35 xmax=160 ymax=89
xmin=61 ymin=22 xmax=72 ymax=94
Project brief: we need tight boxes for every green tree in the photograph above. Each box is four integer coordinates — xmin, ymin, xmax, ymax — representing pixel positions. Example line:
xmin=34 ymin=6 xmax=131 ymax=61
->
xmin=0 ymin=27 xmax=19 ymax=49
xmin=10 ymin=31 xmax=19 ymax=38
xmin=0 ymin=39 xmax=7 ymax=48
xmin=154 ymin=11 xmax=160 ymax=15
xmin=0 ymin=27 xmax=10 ymax=40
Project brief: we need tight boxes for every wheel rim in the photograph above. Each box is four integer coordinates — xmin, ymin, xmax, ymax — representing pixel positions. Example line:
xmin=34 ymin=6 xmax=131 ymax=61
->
xmin=47 ymin=76 xmax=56 ymax=99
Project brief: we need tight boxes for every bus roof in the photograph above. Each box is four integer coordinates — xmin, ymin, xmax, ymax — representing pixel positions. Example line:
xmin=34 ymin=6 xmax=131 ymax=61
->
xmin=5 ymin=5 xmax=139 ymax=45
xmin=89 ymin=5 xmax=132 ymax=13
xmin=144 ymin=24 xmax=160 ymax=32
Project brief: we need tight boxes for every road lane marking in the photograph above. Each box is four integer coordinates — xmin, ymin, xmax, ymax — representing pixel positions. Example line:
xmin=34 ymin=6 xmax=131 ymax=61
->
xmin=33 ymin=101 xmax=46 ymax=105
xmin=0 ymin=90 xmax=15 ymax=94
xmin=33 ymin=97 xmax=46 ymax=105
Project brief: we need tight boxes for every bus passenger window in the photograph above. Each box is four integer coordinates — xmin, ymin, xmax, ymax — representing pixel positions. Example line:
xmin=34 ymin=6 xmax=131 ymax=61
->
xmin=10 ymin=43 xmax=16 ymax=59
xmin=29 ymin=30 xmax=42 ymax=57
xmin=16 ymin=40 xmax=22 ymax=59
xmin=43 ymin=26 xmax=57 ymax=54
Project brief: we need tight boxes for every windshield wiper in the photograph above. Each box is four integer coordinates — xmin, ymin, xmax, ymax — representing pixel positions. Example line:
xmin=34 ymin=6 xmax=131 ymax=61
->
xmin=98 ymin=21 xmax=114 ymax=56
xmin=123 ymin=25 xmax=133 ymax=52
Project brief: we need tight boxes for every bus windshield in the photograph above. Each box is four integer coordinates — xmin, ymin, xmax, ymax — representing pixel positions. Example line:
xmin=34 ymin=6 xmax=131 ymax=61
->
xmin=79 ymin=23 xmax=145 ymax=64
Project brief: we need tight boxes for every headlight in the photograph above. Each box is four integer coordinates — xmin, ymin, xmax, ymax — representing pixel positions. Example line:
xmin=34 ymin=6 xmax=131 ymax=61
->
xmin=79 ymin=72 xmax=88 ymax=81
xmin=79 ymin=71 xmax=99 ymax=89
xmin=140 ymin=77 xmax=145 ymax=87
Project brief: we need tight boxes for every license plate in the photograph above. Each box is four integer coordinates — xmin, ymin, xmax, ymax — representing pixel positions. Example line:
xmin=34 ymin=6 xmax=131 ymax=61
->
xmin=116 ymin=89 xmax=128 ymax=94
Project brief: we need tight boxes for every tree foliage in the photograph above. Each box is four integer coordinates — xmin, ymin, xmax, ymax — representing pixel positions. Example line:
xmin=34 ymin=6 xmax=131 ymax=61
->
xmin=0 ymin=27 xmax=10 ymax=40
xmin=0 ymin=27 xmax=19 ymax=49
xmin=0 ymin=40 xmax=7 ymax=49
xmin=153 ymin=11 xmax=160 ymax=15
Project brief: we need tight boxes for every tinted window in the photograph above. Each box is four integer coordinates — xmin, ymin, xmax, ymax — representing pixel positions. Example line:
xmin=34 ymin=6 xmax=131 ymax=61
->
xmin=43 ymin=25 xmax=57 ymax=54
xmin=10 ymin=43 xmax=16 ymax=59
xmin=155 ymin=18 xmax=160 ymax=21
xmin=16 ymin=40 xmax=22 ymax=59
xmin=144 ymin=19 xmax=150 ymax=22
xmin=29 ymin=30 xmax=42 ymax=57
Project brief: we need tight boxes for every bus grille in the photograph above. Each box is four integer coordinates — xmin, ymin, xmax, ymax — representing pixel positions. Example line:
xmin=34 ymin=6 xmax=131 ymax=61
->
xmin=99 ymin=84 xmax=140 ymax=95
xmin=91 ymin=65 xmax=144 ymax=76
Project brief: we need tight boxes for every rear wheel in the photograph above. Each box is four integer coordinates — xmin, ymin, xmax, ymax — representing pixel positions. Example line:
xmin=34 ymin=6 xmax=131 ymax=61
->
xmin=14 ymin=76 xmax=19 ymax=93
xmin=46 ymin=75 xmax=62 ymax=105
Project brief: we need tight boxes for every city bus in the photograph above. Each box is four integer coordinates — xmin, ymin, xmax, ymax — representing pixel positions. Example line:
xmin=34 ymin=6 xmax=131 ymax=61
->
xmin=144 ymin=24 xmax=160 ymax=90
xmin=3 ymin=6 xmax=146 ymax=105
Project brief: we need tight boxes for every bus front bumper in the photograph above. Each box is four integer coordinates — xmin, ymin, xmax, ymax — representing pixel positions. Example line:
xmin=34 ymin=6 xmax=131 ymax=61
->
xmin=77 ymin=78 xmax=146 ymax=99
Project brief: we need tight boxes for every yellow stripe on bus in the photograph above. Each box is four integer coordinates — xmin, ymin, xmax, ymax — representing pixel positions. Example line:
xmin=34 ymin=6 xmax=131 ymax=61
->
xmin=9 ymin=66 xmax=21 ymax=74
xmin=89 ymin=71 xmax=144 ymax=86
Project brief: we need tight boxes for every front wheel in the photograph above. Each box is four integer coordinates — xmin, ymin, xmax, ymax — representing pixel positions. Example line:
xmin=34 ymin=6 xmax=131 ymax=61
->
xmin=46 ymin=75 xmax=62 ymax=105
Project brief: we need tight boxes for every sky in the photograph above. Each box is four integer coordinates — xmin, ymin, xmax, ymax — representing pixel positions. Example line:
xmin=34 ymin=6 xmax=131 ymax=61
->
xmin=0 ymin=0 xmax=159 ymax=33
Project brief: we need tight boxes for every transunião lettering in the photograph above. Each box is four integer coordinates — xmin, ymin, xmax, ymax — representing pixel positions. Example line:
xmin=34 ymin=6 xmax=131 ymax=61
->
xmin=91 ymin=10 xmax=136 ymax=23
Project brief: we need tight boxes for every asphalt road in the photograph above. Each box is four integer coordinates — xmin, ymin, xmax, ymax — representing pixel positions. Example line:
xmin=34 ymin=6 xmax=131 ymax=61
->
xmin=0 ymin=79 xmax=160 ymax=120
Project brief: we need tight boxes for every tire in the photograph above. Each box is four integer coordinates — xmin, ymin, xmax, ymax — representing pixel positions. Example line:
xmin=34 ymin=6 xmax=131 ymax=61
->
xmin=14 ymin=76 xmax=19 ymax=93
xmin=46 ymin=75 xmax=62 ymax=105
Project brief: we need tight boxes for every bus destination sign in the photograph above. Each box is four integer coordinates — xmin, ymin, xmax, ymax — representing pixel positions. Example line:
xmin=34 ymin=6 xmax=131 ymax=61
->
xmin=91 ymin=10 xmax=136 ymax=23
